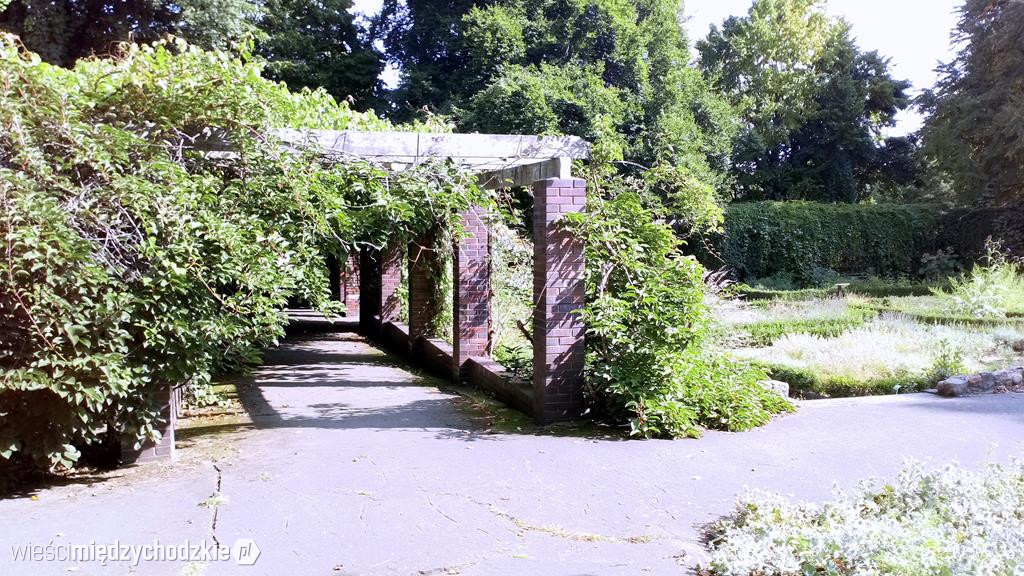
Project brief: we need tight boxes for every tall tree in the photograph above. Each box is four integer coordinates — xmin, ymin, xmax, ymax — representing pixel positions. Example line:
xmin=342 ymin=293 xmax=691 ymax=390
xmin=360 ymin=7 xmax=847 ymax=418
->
xmin=698 ymin=0 xmax=911 ymax=201
xmin=919 ymin=0 xmax=1024 ymax=205
xmin=373 ymin=0 xmax=486 ymax=117
xmin=376 ymin=0 xmax=737 ymax=213
xmin=254 ymin=0 xmax=384 ymax=112
xmin=0 ymin=0 xmax=253 ymax=66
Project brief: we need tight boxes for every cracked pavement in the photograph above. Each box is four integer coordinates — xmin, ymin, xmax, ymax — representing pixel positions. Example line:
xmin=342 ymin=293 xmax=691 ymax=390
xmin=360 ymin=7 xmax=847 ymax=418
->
xmin=5 ymin=315 xmax=1024 ymax=575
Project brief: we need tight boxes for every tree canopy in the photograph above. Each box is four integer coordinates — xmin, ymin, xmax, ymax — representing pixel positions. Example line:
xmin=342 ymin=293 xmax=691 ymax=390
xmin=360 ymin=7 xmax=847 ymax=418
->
xmin=919 ymin=0 xmax=1024 ymax=205
xmin=254 ymin=0 xmax=385 ymax=112
xmin=698 ymin=0 xmax=913 ymax=202
xmin=376 ymin=0 xmax=737 ymax=223
xmin=0 ymin=0 xmax=253 ymax=65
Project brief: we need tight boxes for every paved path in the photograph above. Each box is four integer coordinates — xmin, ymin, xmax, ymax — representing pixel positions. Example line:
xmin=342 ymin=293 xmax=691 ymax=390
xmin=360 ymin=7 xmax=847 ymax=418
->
xmin=5 ymin=318 xmax=1024 ymax=575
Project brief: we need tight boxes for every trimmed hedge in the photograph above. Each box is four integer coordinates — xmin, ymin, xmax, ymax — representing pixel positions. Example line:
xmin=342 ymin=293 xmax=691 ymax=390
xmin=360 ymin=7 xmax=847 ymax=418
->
xmin=734 ymin=280 xmax=945 ymax=301
xmin=757 ymin=363 xmax=929 ymax=398
xmin=935 ymin=203 xmax=1024 ymax=263
xmin=741 ymin=309 xmax=876 ymax=347
xmin=698 ymin=202 xmax=942 ymax=282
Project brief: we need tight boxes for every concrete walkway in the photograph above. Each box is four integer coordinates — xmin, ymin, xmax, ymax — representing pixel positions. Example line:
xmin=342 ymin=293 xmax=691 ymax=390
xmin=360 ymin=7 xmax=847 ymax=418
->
xmin=4 ymin=318 xmax=1024 ymax=576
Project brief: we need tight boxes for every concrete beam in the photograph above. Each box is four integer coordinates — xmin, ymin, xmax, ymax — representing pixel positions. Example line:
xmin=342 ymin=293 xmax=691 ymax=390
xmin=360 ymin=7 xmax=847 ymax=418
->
xmin=272 ymin=130 xmax=589 ymax=171
xmin=477 ymin=157 xmax=572 ymax=190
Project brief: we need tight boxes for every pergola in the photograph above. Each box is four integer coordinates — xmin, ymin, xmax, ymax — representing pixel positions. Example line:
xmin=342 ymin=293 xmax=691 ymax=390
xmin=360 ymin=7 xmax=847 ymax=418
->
xmin=284 ymin=130 xmax=591 ymax=423
xmin=133 ymin=130 xmax=590 ymax=463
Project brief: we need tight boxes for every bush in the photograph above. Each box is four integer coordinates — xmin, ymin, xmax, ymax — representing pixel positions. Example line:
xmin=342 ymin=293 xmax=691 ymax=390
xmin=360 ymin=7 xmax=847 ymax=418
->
xmin=0 ymin=37 xmax=483 ymax=469
xmin=698 ymin=202 xmax=941 ymax=283
xmin=704 ymin=459 xmax=1024 ymax=575
xmin=939 ymin=240 xmax=1024 ymax=319
xmin=566 ymin=185 xmax=792 ymax=438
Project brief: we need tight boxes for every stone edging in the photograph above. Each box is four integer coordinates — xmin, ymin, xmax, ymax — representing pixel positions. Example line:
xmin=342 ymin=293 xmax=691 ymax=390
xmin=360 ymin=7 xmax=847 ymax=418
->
xmin=936 ymin=367 xmax=1024 ymax=397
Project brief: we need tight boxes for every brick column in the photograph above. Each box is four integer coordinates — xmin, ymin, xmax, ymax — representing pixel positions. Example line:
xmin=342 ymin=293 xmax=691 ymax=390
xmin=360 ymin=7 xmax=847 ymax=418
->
xmin=532 ymin=178 xmax=586 ymax=423
xmin=121 ymin=384 xmax=176 ymax=463
xmin=359 ymin=239 xmax=403 ymax=335
xmin=408 ymin=231 xmax=444 ymax=342
xmin=341 ymin=252 xmax=360 ymax=318
xmin=453 ymin=207 xmax=491 ymax=381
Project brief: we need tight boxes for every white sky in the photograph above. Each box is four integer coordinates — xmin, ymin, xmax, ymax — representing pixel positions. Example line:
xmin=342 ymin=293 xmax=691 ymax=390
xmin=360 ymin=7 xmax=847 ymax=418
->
xmin=352 ymin=0 xmax=964 ymax=134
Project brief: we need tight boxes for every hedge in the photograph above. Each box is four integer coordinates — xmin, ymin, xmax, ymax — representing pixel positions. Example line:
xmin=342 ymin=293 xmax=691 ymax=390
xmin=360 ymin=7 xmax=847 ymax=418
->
xmin=696 ymin=202 xmax=942 ymax=283
xmin=935 ymin=203 xmax=1024 ymax=263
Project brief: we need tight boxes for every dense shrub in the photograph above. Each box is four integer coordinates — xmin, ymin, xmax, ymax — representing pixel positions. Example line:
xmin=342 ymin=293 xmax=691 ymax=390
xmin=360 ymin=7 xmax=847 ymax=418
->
xmin=565 ymin=166 xmax=792 ymax=437
xmin=698 ymin=202 xmax=941 ymax=283
xmin=0 ymin=37 xmax=483 ymax=469
xmin=704 ymin=459 xmax=1024 ymax=575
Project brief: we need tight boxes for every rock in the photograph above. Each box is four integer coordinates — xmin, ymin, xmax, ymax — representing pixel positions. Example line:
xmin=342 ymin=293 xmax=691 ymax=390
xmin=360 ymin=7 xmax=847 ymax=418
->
xmin=758 ymin=379 xmax=790 ymax=399
xmin=937 ymin=376 xmax=969 ymax=397
xmin=968 ymin=372 xmax=997 ymax=394
xmin=994 ymin=370 xmax=1016 ymax=387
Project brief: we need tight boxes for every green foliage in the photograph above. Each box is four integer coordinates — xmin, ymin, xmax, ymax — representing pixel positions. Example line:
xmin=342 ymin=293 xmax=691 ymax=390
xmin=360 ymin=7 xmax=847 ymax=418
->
xmin=378 ymin=0 xmax=738 ymax=221
xmin=706 ymin=459 xmax=1024 ymax=575
xmin=0 ymin=0 xmax=254 ymax=66
xmin=565 ymin=166 xmax=791 ymax=438
xmin=939 ymin=241 xmax=1024 ymax=319
xmin=698 ymin=0 xmax=913 ymax=201
xmin=927 ymin=339 xmax=967 ymax=382
xmin=702 ymin=202 xmax=941 ymax=283
xmin=759 ymin=363 xmax=927 ymax=398
xmin=492 ymin=343 xmax=532 ymax=383
xmin=734 ymin=280 xmax=942 ymax=301
xmin=919 ymin=0 xmax=1024 ymax=205
xmin=742 ymin=310 xmax=873 ymax=347
xmin=458 ymin=63 xmax=626 ymax=141
xmin=254 ymin=0 xmax=384 ymax=112
xmin=0 ymin=36 xmax=484 ymax=469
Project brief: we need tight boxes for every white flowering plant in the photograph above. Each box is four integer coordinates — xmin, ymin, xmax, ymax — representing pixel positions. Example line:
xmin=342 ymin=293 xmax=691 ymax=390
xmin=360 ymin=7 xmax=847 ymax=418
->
xmin=703 ymin=458 xmax=1024 ymax=575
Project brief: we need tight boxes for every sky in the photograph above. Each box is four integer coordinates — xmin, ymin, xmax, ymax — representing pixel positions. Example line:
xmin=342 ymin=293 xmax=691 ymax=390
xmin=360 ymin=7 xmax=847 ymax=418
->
xmin=351 ymin=0 xmax=964 ymax=134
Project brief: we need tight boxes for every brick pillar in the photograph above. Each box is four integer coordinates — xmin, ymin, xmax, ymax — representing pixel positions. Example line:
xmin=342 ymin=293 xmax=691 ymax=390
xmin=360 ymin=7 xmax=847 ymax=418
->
xmin=122 ymin=385 xmax=176 ymax=464
xmin=408 ymin=231 xmax=444 ymax=343
xmin=359 ymin=239 xmax=403 ymax=336
xmin=453 ymin=207 xmax=491 ymax=381
xmin=341 ymin=252 xmax=360 ymax=318
xmin=532 ymin=178 xmax=586 ymax=423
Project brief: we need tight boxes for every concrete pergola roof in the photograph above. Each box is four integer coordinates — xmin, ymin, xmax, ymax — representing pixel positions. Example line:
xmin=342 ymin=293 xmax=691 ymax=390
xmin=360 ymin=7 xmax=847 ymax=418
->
xmin=273 ymin=130 xmax=590 ymax=189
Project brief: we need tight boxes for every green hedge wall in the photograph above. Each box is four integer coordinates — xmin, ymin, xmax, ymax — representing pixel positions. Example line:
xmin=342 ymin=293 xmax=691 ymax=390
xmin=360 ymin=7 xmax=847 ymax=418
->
xmin=935 ymin=204 xmax=1024 ymax=263
xmin=697 ymin=202 xmax=942 ymax=282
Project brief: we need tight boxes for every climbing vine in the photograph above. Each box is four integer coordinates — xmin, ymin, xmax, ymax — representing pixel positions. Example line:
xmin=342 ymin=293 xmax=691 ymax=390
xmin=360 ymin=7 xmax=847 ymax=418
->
xmin=0 ymin=36 xmax=485 ymax=469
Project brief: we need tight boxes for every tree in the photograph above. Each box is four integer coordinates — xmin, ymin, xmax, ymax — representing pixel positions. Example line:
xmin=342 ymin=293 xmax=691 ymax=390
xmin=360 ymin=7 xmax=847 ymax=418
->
xmin=373 ymin=0 xmax=486 ymax=118
xmin=698 ymin=0 xmax=911 ymax=201
xmin=0 ymin=0 xmax=253 ymax=66
xmin=254 ymin=0 xmax=384 ymax=112
xmin=919 ymin=0 xmax=1024 ymax=205
xmin=376 ymin=0 xmax=737 ymax=219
